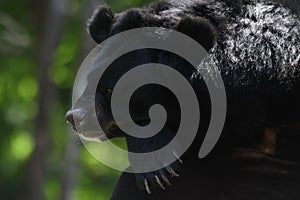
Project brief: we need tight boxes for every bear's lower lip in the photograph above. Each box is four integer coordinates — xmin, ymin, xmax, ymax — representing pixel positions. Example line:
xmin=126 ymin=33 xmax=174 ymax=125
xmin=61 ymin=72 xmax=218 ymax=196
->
xmin=77 ymin=132 xmax=109 ymax=142
xmin=99 ymin=134 xmax=109 ymax=141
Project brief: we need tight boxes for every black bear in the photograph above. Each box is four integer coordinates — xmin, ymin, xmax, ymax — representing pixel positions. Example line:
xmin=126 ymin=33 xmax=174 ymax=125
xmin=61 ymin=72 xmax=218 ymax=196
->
xmin=66 ymin=0 xmax=300 ymax=199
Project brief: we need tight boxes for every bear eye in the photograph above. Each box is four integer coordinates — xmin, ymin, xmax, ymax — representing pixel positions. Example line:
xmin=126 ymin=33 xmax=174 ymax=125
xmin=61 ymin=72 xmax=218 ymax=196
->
xmin=104 ymin=88 xmax=112 ymax=95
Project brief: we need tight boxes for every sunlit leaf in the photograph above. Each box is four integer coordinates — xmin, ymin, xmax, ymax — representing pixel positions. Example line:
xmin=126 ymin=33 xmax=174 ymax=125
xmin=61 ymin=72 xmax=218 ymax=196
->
xmin=44 ymin=178 xmax=60 ymax=200
xmin=10 ymin=130 xmax=33 ymax=161
xmin=17 ymin=77 xmax=38 ymax=101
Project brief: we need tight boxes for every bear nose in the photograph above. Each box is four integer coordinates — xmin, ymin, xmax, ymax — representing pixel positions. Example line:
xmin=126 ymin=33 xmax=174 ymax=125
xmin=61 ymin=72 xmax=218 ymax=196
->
xmin=65 ymin=109 xmax=88 ymax=128
xmin=65 ymin=111 xmax=75 ymax=126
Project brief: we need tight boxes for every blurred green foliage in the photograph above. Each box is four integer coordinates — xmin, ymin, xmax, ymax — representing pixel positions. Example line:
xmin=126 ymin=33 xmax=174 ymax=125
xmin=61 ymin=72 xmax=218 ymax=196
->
xmin=0 ymin=0 xmax=154 ymax=199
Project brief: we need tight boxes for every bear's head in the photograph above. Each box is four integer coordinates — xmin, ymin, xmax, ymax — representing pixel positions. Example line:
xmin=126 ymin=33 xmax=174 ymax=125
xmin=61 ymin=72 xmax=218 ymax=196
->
xmin=65 ymin=3 xmax=218 ymax=143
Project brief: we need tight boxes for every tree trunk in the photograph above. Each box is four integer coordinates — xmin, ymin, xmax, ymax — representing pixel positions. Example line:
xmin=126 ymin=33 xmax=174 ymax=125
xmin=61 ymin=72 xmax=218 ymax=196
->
xmin=18 ymin=0 xmax=67 ymax=200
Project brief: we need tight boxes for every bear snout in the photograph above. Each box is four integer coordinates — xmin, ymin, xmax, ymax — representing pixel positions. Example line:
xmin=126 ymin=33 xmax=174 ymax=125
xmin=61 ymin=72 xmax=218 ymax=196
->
xmin=65 ymin=109 xmax=88 ymax=130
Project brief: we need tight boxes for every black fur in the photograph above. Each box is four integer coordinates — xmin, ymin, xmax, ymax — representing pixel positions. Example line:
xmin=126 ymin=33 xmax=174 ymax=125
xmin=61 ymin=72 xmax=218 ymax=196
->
xmin=110 ymin=9 xmax=145 ymax=35
xmin=85 ymin=0 xmax=300 ymax=199
xmin=87 ymin=5 xmax=115 ymax=43
xmin=176 ymin=16 xmax=217 ymax=51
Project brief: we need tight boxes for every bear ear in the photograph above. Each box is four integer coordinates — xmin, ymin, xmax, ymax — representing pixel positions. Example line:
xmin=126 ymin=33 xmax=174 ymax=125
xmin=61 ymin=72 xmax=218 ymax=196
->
xmin=176 ymin=16 xmax=217 ymax=51
xmin=87 ymin=5 xmax=115 ymax=44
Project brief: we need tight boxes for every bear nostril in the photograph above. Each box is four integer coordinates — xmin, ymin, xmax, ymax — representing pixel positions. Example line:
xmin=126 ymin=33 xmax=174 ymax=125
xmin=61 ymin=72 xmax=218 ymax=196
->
xmin=65 ymin=111 xmax=75 ymax=126
xmin=65 ymin=109 xmax=88 ymax=128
